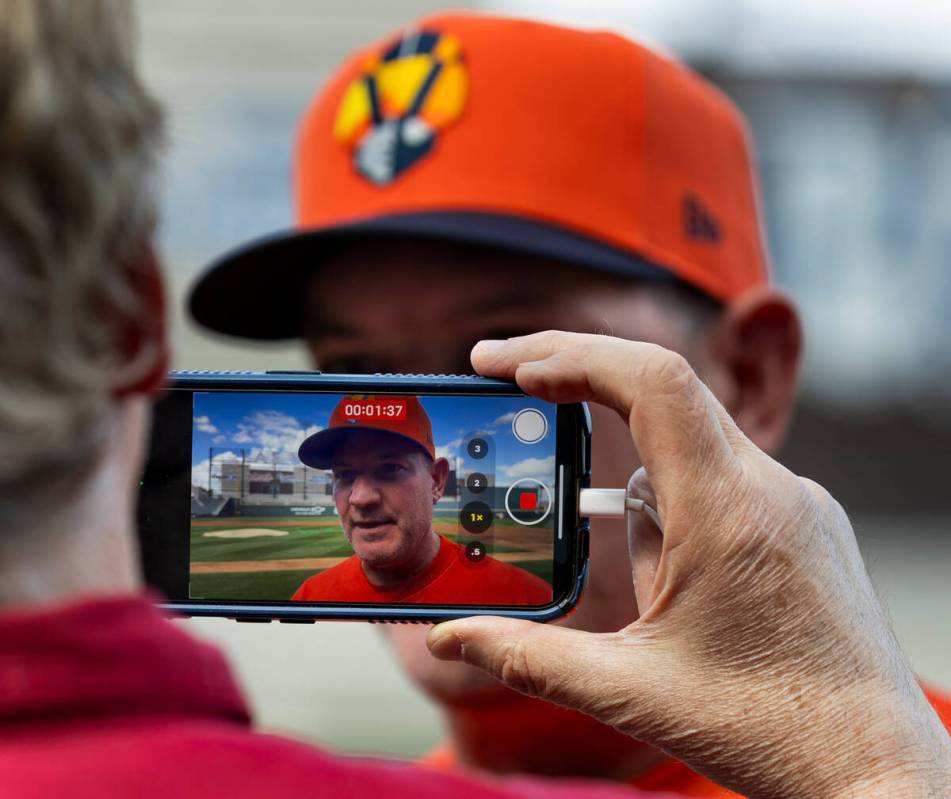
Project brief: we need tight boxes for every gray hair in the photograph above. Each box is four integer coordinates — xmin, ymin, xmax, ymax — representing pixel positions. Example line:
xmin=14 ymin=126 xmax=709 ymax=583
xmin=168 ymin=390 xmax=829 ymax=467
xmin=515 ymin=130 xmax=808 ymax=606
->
xmin=0 ymin=0 xmax=163 ymax=530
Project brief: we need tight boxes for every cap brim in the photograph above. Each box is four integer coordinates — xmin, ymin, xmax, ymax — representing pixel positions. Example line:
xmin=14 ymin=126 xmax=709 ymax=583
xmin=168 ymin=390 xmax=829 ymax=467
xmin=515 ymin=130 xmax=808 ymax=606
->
xmin=189 ymin=210 xmax=677 ymax=340
xmin=299 ymin=425 xmax=434 ymax=470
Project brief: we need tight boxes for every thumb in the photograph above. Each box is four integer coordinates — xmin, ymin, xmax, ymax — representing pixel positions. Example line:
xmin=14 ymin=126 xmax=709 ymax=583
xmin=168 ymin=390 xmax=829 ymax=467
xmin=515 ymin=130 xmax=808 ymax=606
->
xmin=427 ymin=616 xmax=631 ymax=712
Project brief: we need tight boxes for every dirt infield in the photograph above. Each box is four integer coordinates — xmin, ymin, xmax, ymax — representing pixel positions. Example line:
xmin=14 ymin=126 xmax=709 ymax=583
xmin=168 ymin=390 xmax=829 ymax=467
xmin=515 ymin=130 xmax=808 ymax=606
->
xmin=190 ymin=550 xmax=551 ymax=575
xmin=202 ymin=528 xmax=289 ymax=539
xmin=192 ymin=517 xmax=340 ymax=530
xmin=192 ymin=556 xmax=346 ymax=574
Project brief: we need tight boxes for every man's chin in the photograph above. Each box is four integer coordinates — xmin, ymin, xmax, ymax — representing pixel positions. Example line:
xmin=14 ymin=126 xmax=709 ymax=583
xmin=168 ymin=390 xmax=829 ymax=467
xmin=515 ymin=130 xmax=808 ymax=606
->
xmin=350 ymin=529 xmax=401 ymax=565
xmin=350 ymin=522 xmax=398 ymax=543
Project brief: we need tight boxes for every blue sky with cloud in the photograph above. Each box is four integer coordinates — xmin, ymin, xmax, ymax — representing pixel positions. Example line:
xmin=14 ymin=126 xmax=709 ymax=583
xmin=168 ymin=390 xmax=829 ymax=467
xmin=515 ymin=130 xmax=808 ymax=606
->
xmin=191 ymin=392 xmax=558 ymax=490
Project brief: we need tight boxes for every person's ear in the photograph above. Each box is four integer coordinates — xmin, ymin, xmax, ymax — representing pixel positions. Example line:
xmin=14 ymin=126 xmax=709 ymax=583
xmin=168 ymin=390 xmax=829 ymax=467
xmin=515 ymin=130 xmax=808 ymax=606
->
xmin=703 ymin=287 xmax=802 ymax=455
xmin=114 ymin=243 xmax=170 ymax=397
xmin=430 ymin=457 xmax=450 ymax=503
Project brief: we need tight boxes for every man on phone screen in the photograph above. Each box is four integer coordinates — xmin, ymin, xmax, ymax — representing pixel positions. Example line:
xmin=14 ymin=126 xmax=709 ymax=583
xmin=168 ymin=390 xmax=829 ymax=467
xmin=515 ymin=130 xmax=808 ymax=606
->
xmin=189 ymin=12 xmax=951 ymax=796
xmin=4 ymin=3 xmax=950 ymax=798
xmin=293 ymin=395 xmax=551 ymax=605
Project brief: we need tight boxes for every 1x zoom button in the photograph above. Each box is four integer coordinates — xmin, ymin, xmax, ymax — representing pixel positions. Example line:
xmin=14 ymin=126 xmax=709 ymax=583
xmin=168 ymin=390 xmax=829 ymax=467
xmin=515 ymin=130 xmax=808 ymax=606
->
xmin=460 ymin=501 xmax=492 ymax=534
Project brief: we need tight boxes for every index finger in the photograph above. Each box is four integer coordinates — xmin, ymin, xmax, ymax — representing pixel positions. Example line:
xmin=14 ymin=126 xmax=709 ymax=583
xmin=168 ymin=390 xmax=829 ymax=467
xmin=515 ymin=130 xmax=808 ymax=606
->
xmin=471 ymin=332 xmax=739 ymax=503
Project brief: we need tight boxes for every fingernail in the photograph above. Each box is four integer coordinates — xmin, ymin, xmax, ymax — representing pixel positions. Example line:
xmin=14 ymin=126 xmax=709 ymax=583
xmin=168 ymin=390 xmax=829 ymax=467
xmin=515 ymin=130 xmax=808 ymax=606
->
xmin=474 ymin=339 xmax=505 ymax=353
xmin=427 ymin=625 xmax=463 ymax=661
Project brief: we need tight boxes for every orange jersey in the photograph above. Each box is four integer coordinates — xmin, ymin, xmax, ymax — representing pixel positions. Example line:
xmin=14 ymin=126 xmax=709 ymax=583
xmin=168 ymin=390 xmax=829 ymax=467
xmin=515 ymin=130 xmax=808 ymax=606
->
xmin=292 ymin=535 xmax=552 ymax=606
xmin=423 ymin=684 xmax=951 ymax=798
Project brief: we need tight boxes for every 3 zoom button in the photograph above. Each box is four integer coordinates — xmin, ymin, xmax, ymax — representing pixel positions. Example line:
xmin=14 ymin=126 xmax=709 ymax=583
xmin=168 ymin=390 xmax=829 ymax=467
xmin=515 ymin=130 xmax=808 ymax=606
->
xmin=467 ymin=438 xmax=489 ymax=459
xmin=460 ymin=501 xmax=493 ymax=534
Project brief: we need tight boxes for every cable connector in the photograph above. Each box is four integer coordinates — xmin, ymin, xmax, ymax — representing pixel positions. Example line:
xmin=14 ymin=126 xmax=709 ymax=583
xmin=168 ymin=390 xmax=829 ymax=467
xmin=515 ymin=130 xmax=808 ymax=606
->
xmin=578 ymin=487 xmax=661 ymax=529
xmin=578 ymin=488 xmax=627 ymax=517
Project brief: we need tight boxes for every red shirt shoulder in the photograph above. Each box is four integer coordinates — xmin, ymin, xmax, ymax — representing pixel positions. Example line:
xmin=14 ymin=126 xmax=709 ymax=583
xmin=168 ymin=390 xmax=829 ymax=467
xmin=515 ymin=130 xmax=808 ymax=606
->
xmin=921 ymin=681 xmax=951 ymax=732
xmin=292 ymin=554 xmax=365 ymax=601
xmin=291 ymin=537 xmax=552 ymax=606
xmin=0 ymin=595 xmax=657 ymax=799
xmin=425 ymin=683 xmax=951 ymax=798
xmin=414 ymin=540 xmax=552 ymax=606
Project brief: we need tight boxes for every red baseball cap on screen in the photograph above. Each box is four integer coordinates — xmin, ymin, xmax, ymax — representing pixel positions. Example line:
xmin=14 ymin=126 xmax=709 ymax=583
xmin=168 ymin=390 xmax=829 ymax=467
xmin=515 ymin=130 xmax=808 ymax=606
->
xmin=298 ymin=395 xmax=436 ymax=469
xmin=190 ymin=13 xmax=771 ymax=340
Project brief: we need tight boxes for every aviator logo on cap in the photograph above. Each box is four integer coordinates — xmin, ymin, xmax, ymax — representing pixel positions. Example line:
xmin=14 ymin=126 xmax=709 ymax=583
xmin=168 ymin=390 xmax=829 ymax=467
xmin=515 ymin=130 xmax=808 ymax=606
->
xmin=189 ymin=14 xmax=773 ymax=341
xmin=333 ymin=29 xmax=467 ymax=186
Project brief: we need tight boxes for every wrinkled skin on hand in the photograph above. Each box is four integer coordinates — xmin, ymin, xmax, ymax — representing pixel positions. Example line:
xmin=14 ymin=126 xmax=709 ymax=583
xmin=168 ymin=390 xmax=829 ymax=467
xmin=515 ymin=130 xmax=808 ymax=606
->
xmin=428 ymin=332 xmax=951 ymax=799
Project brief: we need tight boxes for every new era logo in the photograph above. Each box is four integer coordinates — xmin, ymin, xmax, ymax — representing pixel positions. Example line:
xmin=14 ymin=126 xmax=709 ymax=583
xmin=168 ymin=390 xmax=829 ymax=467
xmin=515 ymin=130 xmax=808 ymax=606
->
xmin=683 ymin=194 xmax=722 ymax=243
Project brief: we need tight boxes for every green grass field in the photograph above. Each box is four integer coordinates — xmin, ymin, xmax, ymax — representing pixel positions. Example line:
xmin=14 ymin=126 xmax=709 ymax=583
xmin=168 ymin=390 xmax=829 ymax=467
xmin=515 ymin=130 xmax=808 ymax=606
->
xmin=190 ymin=569 xmax=317 ymax=600
xmin=190 ymin=520 xmax=352 ymax=563
xmin=189 ymin=511 xmax=553 ymax=600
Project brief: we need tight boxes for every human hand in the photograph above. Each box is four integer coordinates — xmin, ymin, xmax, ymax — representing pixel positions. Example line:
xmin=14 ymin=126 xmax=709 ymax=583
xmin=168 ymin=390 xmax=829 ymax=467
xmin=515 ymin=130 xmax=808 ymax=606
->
xmin=427 ymin=332 xmax=950 ymax=799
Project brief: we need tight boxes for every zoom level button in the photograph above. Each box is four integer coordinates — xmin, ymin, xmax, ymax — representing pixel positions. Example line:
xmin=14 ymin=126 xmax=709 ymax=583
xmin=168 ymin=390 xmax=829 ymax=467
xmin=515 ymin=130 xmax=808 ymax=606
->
xmin=460 ymin=501 xmax=493 ymax=534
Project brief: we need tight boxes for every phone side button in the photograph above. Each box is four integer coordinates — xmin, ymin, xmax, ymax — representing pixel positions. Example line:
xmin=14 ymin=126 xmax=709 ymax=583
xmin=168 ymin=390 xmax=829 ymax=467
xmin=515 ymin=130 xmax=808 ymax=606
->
xmin=233 ymin=618 xmax=273 ymax=623
xmin=578 ymin=523 xmax=590 ymax=562
xmin=279 ymin=619 xmax=316 ymax=624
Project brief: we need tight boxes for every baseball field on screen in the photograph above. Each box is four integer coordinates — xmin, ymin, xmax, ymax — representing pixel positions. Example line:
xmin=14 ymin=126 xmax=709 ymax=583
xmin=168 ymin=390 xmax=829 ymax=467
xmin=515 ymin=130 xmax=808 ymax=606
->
xmin=189 ymin=510 xmax=553 ymax=600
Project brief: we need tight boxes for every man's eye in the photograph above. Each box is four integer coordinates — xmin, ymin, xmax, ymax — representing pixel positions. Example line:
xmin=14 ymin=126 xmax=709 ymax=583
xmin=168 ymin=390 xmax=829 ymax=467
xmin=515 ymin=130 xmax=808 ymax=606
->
xmin=380 ymin=463 xmax=405 ymax=476
xmin=333 ymin=470 xmax=354 ymax=484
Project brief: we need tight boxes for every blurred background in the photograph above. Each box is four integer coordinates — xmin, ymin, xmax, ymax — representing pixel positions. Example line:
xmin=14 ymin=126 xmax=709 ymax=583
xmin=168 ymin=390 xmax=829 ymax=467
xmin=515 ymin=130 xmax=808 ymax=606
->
xmin=137 ymin=0 xmax=951 ymax=757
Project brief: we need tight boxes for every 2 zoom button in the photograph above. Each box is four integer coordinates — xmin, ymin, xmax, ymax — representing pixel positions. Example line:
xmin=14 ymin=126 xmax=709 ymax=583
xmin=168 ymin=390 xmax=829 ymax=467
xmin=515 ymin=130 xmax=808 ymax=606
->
xmin=465 ymin=472 xmax=488 ymax=493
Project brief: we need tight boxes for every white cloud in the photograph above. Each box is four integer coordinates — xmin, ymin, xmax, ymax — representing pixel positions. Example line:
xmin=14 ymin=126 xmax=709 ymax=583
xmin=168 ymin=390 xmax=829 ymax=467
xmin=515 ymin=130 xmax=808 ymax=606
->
xmin=191 ymin=450 xmax=240 ymax=492
xmin=435 ymin=436 xmax=464 ymax=461
xmin=228 ymin=411 xmax=323 ymax=463
xmin=193 ymin=414 xmax=218 ymax=434
xmin=191 ymin=459 xmax=211 ymax=492
xmin=501 ymin=455 xmax=557 ymax=481
xmin=489 ymin=411 xmax=517 ymax=430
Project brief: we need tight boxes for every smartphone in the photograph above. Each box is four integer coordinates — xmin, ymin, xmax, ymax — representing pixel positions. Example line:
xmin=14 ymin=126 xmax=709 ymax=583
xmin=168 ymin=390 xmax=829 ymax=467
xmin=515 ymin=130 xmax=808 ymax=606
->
xmin=138 ymin=371 xmax=591 ymax=623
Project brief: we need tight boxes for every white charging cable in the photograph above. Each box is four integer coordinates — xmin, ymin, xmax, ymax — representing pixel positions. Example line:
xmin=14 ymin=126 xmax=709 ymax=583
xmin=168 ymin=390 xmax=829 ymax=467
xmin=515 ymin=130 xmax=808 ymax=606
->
xmin=578 ymin=487 xmax=662 ymax=529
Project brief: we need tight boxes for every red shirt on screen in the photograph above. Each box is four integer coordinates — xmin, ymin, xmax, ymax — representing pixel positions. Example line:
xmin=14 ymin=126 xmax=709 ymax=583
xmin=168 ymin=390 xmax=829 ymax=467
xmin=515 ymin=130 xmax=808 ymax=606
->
xmin=292 ymin=535 xmax=552 ymax=605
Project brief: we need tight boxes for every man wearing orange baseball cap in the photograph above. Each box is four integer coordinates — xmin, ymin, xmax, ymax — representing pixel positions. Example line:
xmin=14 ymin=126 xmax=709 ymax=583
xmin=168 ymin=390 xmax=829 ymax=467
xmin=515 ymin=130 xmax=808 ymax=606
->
xmin=189 ymin=12 xmax=951 ymax=797
xmin=293 ymin=395 xmax=551 ymax=605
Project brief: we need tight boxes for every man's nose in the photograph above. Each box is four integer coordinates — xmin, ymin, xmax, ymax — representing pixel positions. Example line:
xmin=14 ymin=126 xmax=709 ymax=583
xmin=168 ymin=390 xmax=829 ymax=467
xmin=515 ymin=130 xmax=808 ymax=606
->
xmin=348 ymin=474 xmax=381 ymax=506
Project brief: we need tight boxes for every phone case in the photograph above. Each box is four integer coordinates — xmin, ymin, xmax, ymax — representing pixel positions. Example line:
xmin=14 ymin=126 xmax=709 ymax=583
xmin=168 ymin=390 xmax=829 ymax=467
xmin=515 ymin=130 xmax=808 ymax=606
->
xmin=139 ymin=371 xmax=591 ymax=623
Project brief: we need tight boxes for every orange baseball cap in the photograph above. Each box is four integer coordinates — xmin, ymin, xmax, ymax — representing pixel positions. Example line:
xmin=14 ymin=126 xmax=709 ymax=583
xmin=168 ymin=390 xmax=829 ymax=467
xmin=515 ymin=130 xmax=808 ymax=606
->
xmin=298 ymin=395 xmax=436 ymax=469
xmin=190 ymin=13 xmax=770 ymax=339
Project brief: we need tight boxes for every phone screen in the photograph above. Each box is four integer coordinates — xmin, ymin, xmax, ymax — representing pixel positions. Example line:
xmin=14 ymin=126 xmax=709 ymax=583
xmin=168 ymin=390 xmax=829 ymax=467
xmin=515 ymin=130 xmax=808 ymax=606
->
xmin=141 ymin=385 xmax=578 ymax=610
